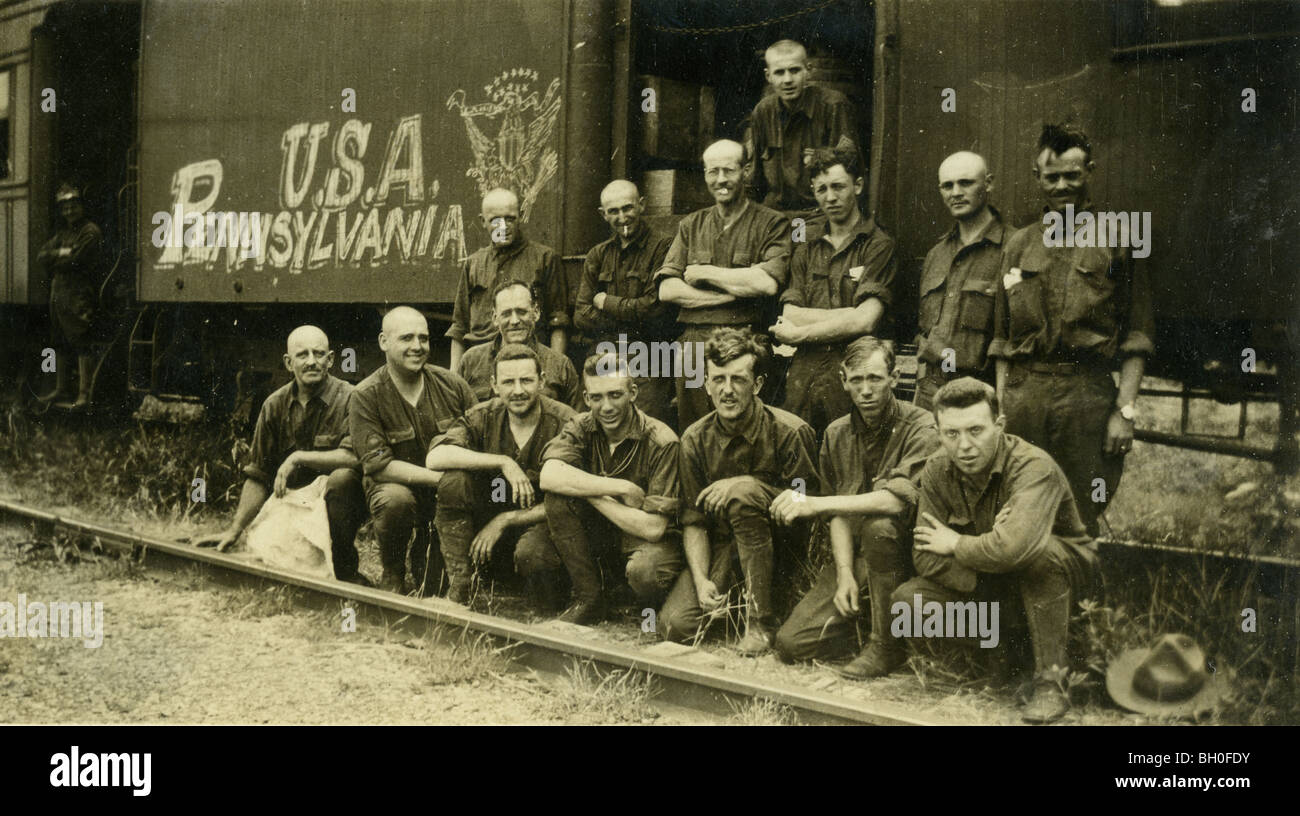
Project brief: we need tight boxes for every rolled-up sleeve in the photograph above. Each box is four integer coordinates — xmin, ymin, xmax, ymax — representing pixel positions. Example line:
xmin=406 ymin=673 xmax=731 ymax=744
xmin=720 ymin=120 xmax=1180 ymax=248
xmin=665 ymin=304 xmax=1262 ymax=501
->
xmin=1117 ymin=248 xmax=1156 ymax=358
xmin=541 ymin=416 xmax=587 ymax=468
xmin=780 ymin=244 xmax=810 ymax=307
xmin=679 ymin=433 xmax=711 ymax=528
xmin=642 ymin=437 xmax=681 ymax=520
xmin=446 ymin=258 xmax=472 ymax=341
xmin=852 ymin=233 xmax=897 ymax=310
xmin=348 ymin=388 xmax=394 ymax=476
xmin=542 ymin=248 xmax=570 ymax=331
xmin=871 ymin=418 xmax=938 ymax=513
xmin=654 ymin=228 xmax=689 ymax=285
xmin=758 ymin=215 xmax=792 ymax=286
xmin=242 ymin=401 xmax=278 ymax=485
xmin=780 ymin=422 xmax=821 ymax=496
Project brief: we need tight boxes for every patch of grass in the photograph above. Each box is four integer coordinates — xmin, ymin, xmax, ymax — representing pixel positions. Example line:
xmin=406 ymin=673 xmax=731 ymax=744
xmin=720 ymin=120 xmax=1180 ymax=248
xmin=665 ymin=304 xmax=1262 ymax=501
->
xmin=418 ymin=626 xmax=517 ymax=687
xmin=217 ymin=583 xmax=303 ymax=620
xmin=537 ymin=658 xmax=660 ymax=724
xmin=728 ymin=696 xmax=799 ymax=725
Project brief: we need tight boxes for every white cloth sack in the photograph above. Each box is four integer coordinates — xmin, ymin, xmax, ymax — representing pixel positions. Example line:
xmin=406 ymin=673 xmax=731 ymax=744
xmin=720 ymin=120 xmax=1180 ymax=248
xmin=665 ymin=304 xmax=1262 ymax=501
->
xmin=245 ymin=474 xmax=334 ymax=579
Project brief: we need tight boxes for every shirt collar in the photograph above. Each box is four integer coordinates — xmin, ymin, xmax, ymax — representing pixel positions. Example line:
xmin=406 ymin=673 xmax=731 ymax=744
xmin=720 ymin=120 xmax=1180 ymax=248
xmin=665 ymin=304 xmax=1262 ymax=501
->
xmin=946 ymin=205 xmax=1004 ymax=246
xmin=490 ymin=333 xmax=541 ymax=354
xmin=711 ymin=198 xmax=750 ymax=228
xmin=712 ymin=398 xmax=767 ymax=444
xmin=491 ymin=235 xmax=530 ymax=259
xmin=600 ymin=406 xmax=649 ymax=443
xmin=779 ymin=84 xmax=818 ymax=119
xmin=290 ymin=374 xmax=337 ymax=408
xmin=819 ymin=213 xmax=876 ymax=248
xmin=617 ymin=221 xmax=651 ymax=252
xmin=849 ymin=393 xmax=898 ymax=439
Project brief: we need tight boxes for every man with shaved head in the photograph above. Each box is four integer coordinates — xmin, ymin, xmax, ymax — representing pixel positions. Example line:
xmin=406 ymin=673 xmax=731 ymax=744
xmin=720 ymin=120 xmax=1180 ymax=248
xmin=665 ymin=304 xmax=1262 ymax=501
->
xmin=349 ymin=306 xmax=478 ymax=595
xmin=195 ymin=325 xmax=367 ymax=585
xmin=447 ymin=187 xmax=568 ymax=371
xmin=744 ymin=38 xmax=859 ymax=220
xmin=655 ymin=139 xmax=791 ymax=430
xmin=914 ymin=150 xmax=1003 ymax=409
xmin=574 ymin=179 xmax=676 ymax=425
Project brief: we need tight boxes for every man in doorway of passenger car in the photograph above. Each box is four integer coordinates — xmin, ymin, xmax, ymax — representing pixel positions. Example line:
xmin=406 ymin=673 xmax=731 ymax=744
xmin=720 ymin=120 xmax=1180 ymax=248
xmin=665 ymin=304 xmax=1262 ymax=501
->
xmin=447 ymin=188 xmax=568 ymax=370
xmin=654 ymin=139 xmax=791 ymax=431
xmin=538 ymin=350 xmax=685 ymax=625
xmin=913 ymin=151 xmax=1003 ymax=411
xmin=427 ymin=342 xmax=577 ymax=608
xmin=768 ymin=146 xmax=895 ymax=439
xmin=744 ymin=38 xmax=859 ymax=224
xmin=989 ymin=124 xmax=1154 ymax=536
xmin=899 ymin=377 xmax=1098 ymax=723
xmin=347 ymin=306 xmax=477 ymax=596
xmin=657 ymin=327 xmax=819 ymax=656
xmin=194 ymin=325 xmax=368 ymax=585
xmin=456 ymin=280 xmax=583 ymax=410
xmin=769 ymin=337 xmax=937 ymax=674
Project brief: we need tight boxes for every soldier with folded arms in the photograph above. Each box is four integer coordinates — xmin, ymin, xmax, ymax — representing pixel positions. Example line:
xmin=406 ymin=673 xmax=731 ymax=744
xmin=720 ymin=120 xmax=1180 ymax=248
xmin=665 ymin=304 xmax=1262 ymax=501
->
xmin=427 ymin=342 xmax=577 ymax=608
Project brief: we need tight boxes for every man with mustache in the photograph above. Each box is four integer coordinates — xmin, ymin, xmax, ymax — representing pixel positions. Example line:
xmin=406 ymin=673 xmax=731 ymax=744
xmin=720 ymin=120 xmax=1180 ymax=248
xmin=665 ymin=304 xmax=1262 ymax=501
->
xmin=914 ymin=151 xmax=1003 ymax=410
xmin=989 ymin=124 xmax=1155 ymax=536
xmin=574 ymin=179 xmax=676 ymax=426
xmin=455 ymin=280 xmax=583 ymax=410
xmin=538 ymin=351 xmax=685 ymax=624
xmin=447 ymin=187 xmax=569 ymax=370
xmin=428 ymin=343 xmax=577 ymax=607
xmin=655 ymin=139 xmax=791 ymax=431
xmin=769 ymin=337 xmax=937 ymax=673
xmin=770 ymin=146 xmax=896 ymax=437
xmin=349 ymin=306 xmax=477 ymax=595
xmin=744 ymin=39 xmax=859 ymax=222
xmin=658 ymin=327 xmax=819 ymax=655
xmin=194 ymin=325 xmax=368 ymax=586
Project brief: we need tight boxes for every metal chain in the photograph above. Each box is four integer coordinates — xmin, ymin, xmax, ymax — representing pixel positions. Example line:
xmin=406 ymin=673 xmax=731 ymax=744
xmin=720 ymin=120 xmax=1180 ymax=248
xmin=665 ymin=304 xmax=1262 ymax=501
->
xmin=645 ymin=0 xmax=841 ymax=35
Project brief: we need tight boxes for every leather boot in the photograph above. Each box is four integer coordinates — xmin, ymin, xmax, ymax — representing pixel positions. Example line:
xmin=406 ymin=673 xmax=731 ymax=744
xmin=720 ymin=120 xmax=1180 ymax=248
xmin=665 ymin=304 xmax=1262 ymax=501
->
xmin=70 ymin=355 xmax=93 ymax=410
xmin=1022 ymin=576 xmax=1072 ymax=723
xmin=837 ymin=571 xmax=907 ymax=679
xmin=556 ymin=598 xmax=605 ymax=625
xmin=734 ymin=517 xmax=775 ymax=653
xmin=525 ymin=570 xmax=563 ymax=614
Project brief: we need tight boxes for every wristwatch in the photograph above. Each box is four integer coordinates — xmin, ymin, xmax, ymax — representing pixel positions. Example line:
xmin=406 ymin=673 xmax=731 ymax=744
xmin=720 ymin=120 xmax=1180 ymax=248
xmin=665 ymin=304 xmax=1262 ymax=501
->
xmin=1117 ymin=402 xmax=1137 ymax=422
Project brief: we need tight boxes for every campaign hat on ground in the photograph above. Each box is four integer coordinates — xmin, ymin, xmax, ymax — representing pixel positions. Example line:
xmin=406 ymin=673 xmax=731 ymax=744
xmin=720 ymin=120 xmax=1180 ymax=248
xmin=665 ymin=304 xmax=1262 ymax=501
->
xmin=1106 ymin=633 xmax=1228 ymax=717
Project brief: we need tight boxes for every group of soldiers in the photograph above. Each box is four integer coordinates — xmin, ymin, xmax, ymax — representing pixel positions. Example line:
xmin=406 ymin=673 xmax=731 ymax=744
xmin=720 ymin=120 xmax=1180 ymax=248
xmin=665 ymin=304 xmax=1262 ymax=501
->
xmin=194 ymin=39 xmax=1153 ymax=724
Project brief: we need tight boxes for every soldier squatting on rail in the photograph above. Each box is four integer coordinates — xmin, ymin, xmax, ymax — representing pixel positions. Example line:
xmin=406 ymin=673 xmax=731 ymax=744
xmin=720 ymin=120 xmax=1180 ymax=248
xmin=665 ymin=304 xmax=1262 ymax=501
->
xmin=182 ymin=37 xmax=1160 ymax=725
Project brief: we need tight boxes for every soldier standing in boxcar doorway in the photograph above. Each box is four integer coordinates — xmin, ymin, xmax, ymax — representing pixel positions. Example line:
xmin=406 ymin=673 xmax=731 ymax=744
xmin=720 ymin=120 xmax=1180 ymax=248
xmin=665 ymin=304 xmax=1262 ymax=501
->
xmin=744 ymin=39 xmax=859 ymax=226
xmin=37 ymin=183 xmax=104 ymax=409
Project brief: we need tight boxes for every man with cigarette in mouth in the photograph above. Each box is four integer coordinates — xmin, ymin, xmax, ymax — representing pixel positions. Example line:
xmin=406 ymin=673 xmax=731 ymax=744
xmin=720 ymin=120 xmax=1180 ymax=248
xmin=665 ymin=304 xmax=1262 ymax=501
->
xmin=574 ymin=179 xmax=676 ymax=426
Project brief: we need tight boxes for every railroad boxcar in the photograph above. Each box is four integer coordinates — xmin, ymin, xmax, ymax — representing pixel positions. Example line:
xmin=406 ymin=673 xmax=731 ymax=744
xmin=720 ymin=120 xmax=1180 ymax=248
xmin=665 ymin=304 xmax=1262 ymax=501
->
xmin=0 ymin=0 xmax=1295 ymax=467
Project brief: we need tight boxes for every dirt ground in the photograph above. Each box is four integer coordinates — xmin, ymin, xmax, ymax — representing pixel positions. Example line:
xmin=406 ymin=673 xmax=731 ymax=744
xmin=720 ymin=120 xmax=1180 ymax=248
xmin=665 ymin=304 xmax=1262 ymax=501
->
xmin=0 ymin=525 xmax=705 ymax=725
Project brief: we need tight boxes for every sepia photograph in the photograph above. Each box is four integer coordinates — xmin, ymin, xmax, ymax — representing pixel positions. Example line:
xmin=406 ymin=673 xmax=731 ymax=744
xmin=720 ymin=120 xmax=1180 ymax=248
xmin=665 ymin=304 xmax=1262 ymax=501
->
xmin=0 ymin=0 xmax=1295 ymax=767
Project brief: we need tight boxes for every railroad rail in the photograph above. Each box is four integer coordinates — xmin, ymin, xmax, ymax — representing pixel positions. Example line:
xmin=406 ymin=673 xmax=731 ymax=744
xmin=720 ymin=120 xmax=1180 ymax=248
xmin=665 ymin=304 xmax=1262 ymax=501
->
xmin=0 ymin=498 xmax=937 ymax=726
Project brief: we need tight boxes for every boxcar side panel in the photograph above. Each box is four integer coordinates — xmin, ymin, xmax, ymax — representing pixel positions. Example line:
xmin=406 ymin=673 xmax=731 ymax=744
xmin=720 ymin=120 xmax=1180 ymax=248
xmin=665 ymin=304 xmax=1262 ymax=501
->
xmin=138 ymin=0 xmax=569 ymax=305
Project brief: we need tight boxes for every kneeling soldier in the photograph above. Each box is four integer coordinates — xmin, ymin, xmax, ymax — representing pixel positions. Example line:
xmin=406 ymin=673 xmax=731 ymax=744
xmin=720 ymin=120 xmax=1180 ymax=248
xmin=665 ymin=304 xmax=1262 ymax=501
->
xmin=770 ymin=337 xmax=938 ymax=672
xmin=898 ymin=377 xmax=1097 ymax=723
xmin=195 ymin=325 xmax=366 ymax=584
xmin=659 ymin=327 xmax=820 ymax=654
xmin=539 ymin=352 xmax=685 ymax=624
xmin=349 ymin=307 xmax=477 ymax=596
xmin=427 ymin=343 xmax=577 ymax=607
